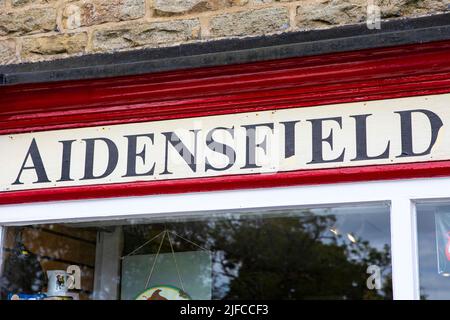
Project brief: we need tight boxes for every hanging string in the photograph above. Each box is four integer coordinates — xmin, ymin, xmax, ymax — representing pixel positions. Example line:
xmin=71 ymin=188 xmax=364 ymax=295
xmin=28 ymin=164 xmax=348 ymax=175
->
xmin=169 ymin=231 xmax=209 ymax=252
xmin=144 ymin=231 xmax=166 ymax=289
xmin=122 ymin=230 xmax=166 ymax=259
xmin=122 ymin=227 xmax=210 ymax=292
xmin=166 ymin=231 xmax=185 ymax=292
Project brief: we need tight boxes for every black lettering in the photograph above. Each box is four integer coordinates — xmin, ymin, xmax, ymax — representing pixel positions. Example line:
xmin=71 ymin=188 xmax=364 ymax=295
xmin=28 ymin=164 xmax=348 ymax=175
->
xmin=281 ymin=120 xmax=300 ymax=159
xmin=81 ymin=138 xmax=119 ymax=180
xmin=123 ymin=134 xmax=155 ymax=177
xmin=57 ymin=140 xmax=76 ymax=182
xmin=307 ymin=117 xmax=345 ymax=164
xmin=161 ymin=130 xmax=200 ymax=175
xmin=396 ymin=109 xmax=443 ymax=157
xmin=240 ymin=123 xmax=274 ymax=169
xmin=13 ymin=138 xmax=50 ymax=185
xmin=351 ymin=114 xmax=390 ymax=161
xmin=205 ymin=127 xmax=236 ymax=172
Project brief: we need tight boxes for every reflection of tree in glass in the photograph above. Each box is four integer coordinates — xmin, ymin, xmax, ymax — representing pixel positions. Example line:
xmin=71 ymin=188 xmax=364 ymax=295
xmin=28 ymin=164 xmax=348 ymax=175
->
xmin=123 ymin=212 xmax=392 ymax=300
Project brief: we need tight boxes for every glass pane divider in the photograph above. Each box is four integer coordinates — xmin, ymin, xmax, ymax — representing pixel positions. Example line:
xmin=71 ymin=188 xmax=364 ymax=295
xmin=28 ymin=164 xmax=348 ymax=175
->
xmin=390 ymin=198 xmax=420 ymax=300
xmin=0 ymin=226 xmax=4 ymax=279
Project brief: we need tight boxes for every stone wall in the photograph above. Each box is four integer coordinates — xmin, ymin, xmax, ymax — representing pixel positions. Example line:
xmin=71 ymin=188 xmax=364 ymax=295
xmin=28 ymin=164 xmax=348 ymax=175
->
xmin=0 ymin=0 xmax=448 ymax=64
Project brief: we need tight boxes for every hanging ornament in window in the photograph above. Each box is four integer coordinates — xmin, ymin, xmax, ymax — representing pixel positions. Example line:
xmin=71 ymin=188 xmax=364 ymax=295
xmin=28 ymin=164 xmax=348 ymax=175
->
xmin=122 ymin=229 xmax=209 ymax=300
xmin=435 ymin=211 xmax=450 ymax=276
xmin=136 ymin=285 xmax=191 ymax=301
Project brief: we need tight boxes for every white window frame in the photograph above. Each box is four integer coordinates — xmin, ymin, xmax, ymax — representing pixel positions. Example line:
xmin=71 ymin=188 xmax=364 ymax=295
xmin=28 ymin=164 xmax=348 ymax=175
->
xmin=2 ymin=176 xmax=450 ymax=300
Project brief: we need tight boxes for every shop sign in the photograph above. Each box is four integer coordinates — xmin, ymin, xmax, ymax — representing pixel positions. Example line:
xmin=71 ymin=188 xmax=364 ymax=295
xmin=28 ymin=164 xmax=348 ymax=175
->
xmin=1 ymin=93 xmax=449 ymax=193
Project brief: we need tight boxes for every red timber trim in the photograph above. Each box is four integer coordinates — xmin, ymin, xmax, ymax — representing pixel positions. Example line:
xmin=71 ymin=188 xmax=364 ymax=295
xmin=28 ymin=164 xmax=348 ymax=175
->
xmin=2 ymin=161 xmax=450 ymax=205
xmin=1 ymin=40 xmax=450 ymax=204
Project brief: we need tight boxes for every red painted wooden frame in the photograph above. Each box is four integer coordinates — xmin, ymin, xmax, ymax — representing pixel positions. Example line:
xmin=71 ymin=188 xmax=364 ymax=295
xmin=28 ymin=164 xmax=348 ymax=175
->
xmin=1 ymin=40 xmax=450 ymax=205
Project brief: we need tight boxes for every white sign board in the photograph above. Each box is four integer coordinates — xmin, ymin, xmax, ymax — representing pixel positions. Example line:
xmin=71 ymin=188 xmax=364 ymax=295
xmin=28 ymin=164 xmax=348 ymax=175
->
xmin=0 ymin=93 xmax=449 ymax=192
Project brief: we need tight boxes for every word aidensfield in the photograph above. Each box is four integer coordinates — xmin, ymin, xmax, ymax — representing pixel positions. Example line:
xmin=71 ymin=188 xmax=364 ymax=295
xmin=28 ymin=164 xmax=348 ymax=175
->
xmin=1 ymin=94 xmax=449 ymax=192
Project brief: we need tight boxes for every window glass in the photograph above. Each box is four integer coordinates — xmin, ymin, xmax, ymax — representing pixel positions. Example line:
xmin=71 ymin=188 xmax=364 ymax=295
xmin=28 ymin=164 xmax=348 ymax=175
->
xmin=0 ymin=204 xmax=392 ymax=300
xmin=417 ymin=202 xmax=450 ymax=300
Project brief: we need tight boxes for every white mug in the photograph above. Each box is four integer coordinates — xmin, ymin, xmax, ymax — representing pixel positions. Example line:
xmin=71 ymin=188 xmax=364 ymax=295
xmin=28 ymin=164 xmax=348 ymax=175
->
xmin=46 ymin=270 xmax=68 ymax=296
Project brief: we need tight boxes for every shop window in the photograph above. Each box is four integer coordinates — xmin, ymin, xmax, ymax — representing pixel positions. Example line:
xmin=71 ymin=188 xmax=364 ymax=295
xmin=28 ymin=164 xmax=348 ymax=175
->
xmin=0 ymin=204 xmax=392 ymax=300
xmin=417 ymin=203 xmax=450 ymax=300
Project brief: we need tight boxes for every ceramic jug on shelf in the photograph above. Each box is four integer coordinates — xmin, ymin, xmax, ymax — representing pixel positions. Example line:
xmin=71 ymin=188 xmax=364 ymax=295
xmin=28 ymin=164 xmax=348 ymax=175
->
xmin=46 ymin=270 xmax=68 ymax=297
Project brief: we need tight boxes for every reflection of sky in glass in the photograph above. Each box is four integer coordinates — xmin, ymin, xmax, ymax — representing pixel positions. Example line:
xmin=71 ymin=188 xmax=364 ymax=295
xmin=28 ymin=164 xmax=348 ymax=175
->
xmin=417 ymin=203 xmax=450 ymax=300
xmin=311 ymin=206 xmax=390 ymax=252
